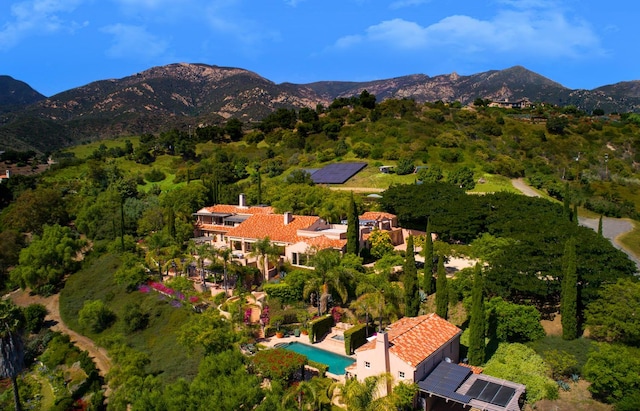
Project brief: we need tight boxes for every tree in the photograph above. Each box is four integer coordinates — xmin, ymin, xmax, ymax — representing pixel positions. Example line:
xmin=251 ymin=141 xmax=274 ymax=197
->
xmin=216 ymin=247 xmax=234 ymax=296
xmin=486 ymin=297 xmax=545 ymax=343
xmin=0 ymin=187 xmax=68 ymax=235
xmin=422 ymin=218 xmax=434 ymax=294
xmin=561 ymin=237 xmax=579 ymax=340
xmin=334 ymin=373 xmax=394 ymax=411
xmin=78 ymin=300 xmax=115 ymax=333
xmin=483 ymin=343 xmax=558 ymax=403
xmin=447 ymin=166 xmax=475 ymax=190
xmin=189 ymin=241 xmax=215 ymax=288
xmin=435 ymin=256 xmax=448 ymax=319
xmin=368 ymin=229 xmax=394 ymax=259
xmin=0 ymin=300 xmax=25 ymax=411
xmin=585 ymin=278 xmax=640 ymax=346
xmin=0 ymin=230 xmax=23 ymax=285
xmin=347 ymin=192 xmax=360 ymax=256
xmin=249 ymin=237 xmax=280 ymax=282
xmin=22 ymin=304 xmax=47 ymax=334
xmin=177 ymin=309 xmax=237 ymax=355
xmin=598 ymin=214 xmax=603 ymax=236
xmin=468 ymin=263 xmax=485 ymax=366
xmin=417 ymin=165 xmax=443 ymax=184
xmin=403 ymin=236 xmax=419 ymax=317
xmin=10 ymin=224 xmax=84 ymax=293
xmin=395 ymin=157 xmax=414 ymax=175
xmin=583 ymin=342 xmax=640 ymax=407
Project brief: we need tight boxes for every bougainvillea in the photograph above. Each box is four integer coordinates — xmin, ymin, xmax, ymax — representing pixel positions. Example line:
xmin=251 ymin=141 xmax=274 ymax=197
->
xmin=251 ymin=348 xmax=306 ymax=381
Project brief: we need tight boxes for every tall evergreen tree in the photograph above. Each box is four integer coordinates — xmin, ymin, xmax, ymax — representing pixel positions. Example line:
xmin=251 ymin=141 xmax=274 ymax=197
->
xmin=561 ymin=237 xmax=579 ymax=340
xmin=598 ymin=215 xmax=603 ymax=236
xmin=423 ymin=217 xmax=434 ymax=294
xmin=468 ymin=263 xmax=485 ymax=365
xmin=346 ymin=192 xmax=359 ymax=256
xmin=572 ymin=203 xmax=579 ymax=224
xmin=435 ymin=256 xmax=448 ymax=319
xmin=563 ymin=182 xmax=571 ymax=221
xmin=403 ymin=236 xmax=420 ymax=317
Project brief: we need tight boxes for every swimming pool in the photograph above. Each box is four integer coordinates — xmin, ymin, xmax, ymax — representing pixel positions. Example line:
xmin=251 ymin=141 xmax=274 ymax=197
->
xmin=280 ymin=342 xmax=355 ymax=375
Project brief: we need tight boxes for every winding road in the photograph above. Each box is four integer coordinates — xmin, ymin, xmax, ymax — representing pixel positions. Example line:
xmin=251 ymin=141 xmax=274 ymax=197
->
xmin=511 ymin=178 xmax=640 ymax=271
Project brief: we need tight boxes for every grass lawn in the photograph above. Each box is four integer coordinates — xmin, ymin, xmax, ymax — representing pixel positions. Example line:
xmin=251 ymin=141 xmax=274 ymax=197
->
xmin=60 ymin=253 xmax=203 ymax=382
xmin=64 ymin=136 xmax=141 ymax=159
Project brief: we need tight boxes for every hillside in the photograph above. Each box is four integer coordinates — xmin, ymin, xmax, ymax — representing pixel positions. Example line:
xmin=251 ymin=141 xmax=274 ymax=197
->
xmin=3 ymin=63 xmax=640 ymax=153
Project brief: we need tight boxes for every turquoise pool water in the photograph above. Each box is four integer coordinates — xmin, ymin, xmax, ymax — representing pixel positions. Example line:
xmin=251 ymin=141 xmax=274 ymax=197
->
xmin=280 ymin=342 xmax=355 ymax=375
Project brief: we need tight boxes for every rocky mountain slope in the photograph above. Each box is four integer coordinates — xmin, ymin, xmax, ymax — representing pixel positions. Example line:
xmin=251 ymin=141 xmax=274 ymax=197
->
xmin=2 ymin=63 xmax=640 ymax=153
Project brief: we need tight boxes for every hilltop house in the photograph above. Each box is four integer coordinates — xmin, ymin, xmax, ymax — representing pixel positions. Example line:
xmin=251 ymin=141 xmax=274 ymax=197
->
xmin=192 ymin=195 xmax=412 ymax=279
xmin=348 ymin=314 xmax=525 ymax=411
xmin=0 ymin=170 xmax=11 ymax=184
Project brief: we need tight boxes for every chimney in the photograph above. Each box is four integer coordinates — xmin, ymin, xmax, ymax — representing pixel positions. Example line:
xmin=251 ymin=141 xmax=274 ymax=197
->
xmin=239 ymin=193 xmax=246 ymax=208
xmin=284 ymin=212 xmax=293 ymax=225
xmin=376 ymin=332 xmax=391 ymax=395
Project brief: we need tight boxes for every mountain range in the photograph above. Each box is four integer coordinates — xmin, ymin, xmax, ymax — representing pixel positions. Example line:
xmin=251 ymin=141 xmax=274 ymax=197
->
xmin=2 ymin=62 xmax=640 ymax=153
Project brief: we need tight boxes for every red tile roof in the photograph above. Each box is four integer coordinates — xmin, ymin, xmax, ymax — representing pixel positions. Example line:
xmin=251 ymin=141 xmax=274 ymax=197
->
xmin=302 ymin=236 xmax=347 ymax=250
xmin=225 ymin=214 xmax=320 ymax=244
xmin=356 ymin=313 xmax=461 ymax=368
xmin=360 ymin=211 xmax=396 ymax=221
xmin=204 ymin=205 xmax=275 ymax=214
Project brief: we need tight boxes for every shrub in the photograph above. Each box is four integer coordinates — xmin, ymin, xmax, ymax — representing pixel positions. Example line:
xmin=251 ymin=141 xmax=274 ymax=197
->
xmin=343 ymin=323 xmax=374 ymax=355
xmin=263 ymin=283 xmax=298 ymax=303
xmin=144 ymin=168 xmax=166 ymax=182
xmin=23 ymin=303 xmax=48 ymax=333
xmin=251 ymin=348 xmax=307 ymax=381
xmin=309 ymin=315 xmax=334 ymax=343
xmin=122 ymin=302 xmax=149 ymax=334
xmin=78 ymin=300 xmax=115 ymax=333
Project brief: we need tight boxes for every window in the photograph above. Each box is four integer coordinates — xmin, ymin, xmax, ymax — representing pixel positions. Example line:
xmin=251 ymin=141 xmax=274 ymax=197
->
xmin=399 ymin=371 xmax=405 ymax=379
xmin=364 ymin=361 xmax=371 ymax=368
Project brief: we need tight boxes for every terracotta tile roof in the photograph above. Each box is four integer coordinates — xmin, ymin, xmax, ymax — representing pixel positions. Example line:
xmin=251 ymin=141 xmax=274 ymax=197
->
xmin=356 ymin=313 xmax=461 ymax=368
xmin=301 ymin=236 xmax=347 ymax=250
xmin=225 ymin=214 xmax=320 ymax=244
xmin=204 ymin=205 xmax=275 ymax=215
xmin=360 ymin=211 xmax=396 ymax=221
xmin=196 ymin=224 xmax=231 ymax=233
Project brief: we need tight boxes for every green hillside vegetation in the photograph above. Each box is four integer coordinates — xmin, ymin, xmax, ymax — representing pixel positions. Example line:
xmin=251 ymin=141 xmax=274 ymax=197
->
xmin=1 ymin=93 xmax=639 ymax=410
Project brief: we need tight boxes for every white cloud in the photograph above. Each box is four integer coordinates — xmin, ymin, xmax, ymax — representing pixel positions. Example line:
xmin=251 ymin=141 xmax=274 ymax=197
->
xmin=0 ymin=0 xmax=85 ymax=49
xmin=332 ymin=2 xmax=603 ymax=59
xmin=101 ymin=23 xmax=168 ymax=59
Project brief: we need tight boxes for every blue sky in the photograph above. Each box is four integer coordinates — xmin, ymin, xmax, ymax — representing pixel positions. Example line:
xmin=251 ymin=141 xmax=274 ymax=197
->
xmin=0 ymin=0 xmax=637 ymax=97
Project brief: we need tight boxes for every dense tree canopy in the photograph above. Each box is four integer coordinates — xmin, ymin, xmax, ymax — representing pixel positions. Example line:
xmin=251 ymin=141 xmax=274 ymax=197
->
xmin=585 ymin=278 xmax=640 ymax=346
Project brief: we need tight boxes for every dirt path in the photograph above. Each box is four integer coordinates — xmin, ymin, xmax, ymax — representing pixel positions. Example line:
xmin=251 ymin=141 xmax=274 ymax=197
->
xmin=5 ymin=290 xmax=113 ymax=380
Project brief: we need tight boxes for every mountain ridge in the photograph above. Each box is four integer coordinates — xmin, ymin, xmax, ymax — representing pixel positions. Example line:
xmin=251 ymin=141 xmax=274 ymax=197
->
xmin=2 ymin=63 xmax=640 ymax=153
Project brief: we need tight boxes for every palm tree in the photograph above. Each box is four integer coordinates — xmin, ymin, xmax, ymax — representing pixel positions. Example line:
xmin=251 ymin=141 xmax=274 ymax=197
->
xmin=188 ymin=241 xmax=216 ymax=289
xmin=216 ymin=247 xmax=233 ymax=296
xmin=249 ymin=237 xmax=280 ymax=282
xmin=283 ymin=380 xmax=318 ymax=411
xmin=0 ymin=300 xmax=25 ymax=411
xmin=333 ymin=373 xmax=395 ymax=411
xmin=308 ymin=249 xmax=352 ymax=315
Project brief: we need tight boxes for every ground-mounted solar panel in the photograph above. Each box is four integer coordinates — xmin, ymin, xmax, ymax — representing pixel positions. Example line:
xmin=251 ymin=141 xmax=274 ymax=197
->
xmin=311 ymin=162 xmax=367 ymax=184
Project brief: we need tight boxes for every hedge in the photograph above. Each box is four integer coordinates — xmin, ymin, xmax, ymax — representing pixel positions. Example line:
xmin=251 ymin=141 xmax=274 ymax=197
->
xmin=344 ymin=323 xmax=373 ymax=355
xmin=263 ymin=283 xmax=298 ymax=303
xmin=309 ymin=315 xmax=333 ymax=343
xmin=307 ymin=360 xmax=328 ymax=377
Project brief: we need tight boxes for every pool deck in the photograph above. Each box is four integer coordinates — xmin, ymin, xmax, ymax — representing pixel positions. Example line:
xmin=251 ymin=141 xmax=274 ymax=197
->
xmin=258 ymin=327 xmax=355 ymax=381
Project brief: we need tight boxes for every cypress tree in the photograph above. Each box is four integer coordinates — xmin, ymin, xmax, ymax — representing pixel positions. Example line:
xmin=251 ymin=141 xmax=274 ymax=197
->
xmin=598 ymin=215 xmax=603 ymax=236
xmin=346 ymin=192 xmax=359 ymax=256
xmin=572 ymin=203 xmax=579 ymax=224
xmin=435 ymin=256 xmax=448 ymax=319
xmin=563 ymin=182 xmax=571 ymax=221
xmin=423 ymin=217 xmax=434 ymax=294
xmin=468 ymin=263 xmax=485 ymax=365
xmin=403 ymin=236 xmax=420 ymax=317
xmin=561 ymin=237 xmax=579 ymax=340
xmin=257 ymin=170 xmax=262 ymax=205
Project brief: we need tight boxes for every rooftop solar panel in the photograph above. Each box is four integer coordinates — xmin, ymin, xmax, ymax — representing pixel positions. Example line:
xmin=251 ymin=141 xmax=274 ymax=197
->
xmin=467 ymin=379 xmax=516 ymax=408
xmin=311 ymin=162 xmax=367 ymax=184
xmin=417 ymin=362 xmax=472 ymax=404
xmin=478 ymin=381 xmax=501 ymax=402
xmin=494 ymin=387 xmax=516 ymax=406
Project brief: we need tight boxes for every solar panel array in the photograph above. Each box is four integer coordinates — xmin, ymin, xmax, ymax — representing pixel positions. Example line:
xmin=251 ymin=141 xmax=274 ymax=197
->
xmin=417 ymin=362 xmax=472 ymax=404
xmin=310 ymin=162 xmax=367 ymax=184
xmin=467 ymin=379 xmax=516 ymax=408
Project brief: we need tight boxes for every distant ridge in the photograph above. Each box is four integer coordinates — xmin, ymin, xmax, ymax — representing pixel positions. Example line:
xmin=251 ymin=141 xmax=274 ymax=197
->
xmin=2 ymin=62 xmax=640 ymax=152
